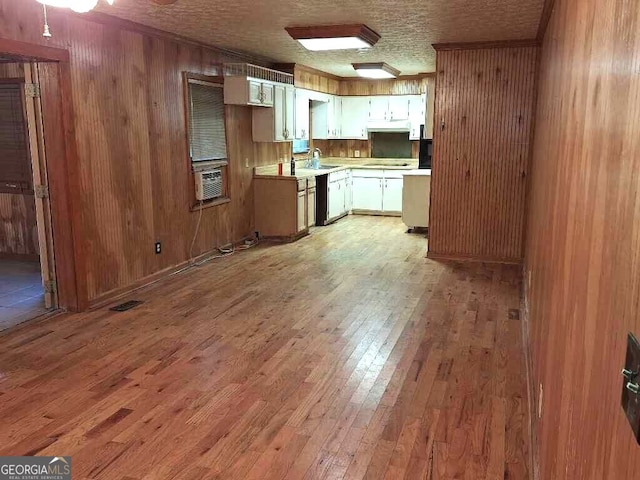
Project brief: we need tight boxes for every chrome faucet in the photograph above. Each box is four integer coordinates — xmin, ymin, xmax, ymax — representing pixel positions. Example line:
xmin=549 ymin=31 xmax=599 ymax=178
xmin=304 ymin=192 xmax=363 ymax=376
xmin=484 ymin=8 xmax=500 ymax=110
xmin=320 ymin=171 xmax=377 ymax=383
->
xmin=305 ymin=148 xmax=322 ymax=168
xmin=312 ymin=148 xmax=322 ymax=169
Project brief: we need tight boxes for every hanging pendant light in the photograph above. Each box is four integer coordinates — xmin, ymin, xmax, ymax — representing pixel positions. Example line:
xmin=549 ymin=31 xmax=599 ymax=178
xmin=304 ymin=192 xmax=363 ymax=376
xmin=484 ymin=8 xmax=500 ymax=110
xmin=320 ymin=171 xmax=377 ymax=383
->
xmin=36 ymin=0 xmax=72 ymax=7
xmin=37 ymin=0 xmax=114 ymax=39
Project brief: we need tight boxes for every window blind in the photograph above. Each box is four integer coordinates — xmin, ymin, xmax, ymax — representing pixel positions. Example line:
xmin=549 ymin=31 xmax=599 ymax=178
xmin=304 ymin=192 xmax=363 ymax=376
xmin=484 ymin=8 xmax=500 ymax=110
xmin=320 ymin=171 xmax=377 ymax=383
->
xmin=0 ymin=84 xmax=32 ymax=193
xmin=188 ymin=82 xmax=228 ymax=162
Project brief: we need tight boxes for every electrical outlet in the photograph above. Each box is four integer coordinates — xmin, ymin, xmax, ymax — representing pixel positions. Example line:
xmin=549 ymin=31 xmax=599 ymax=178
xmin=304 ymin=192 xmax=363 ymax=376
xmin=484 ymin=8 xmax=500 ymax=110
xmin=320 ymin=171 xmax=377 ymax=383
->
xmin=245 ymin=157 xmax=249 ymax=168
xmin=155 ymin=241 xmax=161 ymax=254
xmin=354 ymin=150 xmax=361 ymax=158
xmin=538 ymin=383 xmax=544 ymax=419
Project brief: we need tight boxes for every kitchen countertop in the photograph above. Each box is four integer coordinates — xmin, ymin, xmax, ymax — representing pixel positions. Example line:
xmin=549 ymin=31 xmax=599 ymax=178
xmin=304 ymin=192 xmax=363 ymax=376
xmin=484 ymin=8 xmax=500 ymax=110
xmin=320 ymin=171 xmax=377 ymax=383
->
xmin=254 ymin=157 xmax=423 ymax=180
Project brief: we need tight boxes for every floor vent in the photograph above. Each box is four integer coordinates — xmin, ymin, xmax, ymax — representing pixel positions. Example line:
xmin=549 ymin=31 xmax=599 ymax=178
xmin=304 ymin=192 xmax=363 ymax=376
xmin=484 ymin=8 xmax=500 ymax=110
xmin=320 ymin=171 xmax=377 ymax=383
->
xmin=109 ymin=300 xmax=144 ymax=312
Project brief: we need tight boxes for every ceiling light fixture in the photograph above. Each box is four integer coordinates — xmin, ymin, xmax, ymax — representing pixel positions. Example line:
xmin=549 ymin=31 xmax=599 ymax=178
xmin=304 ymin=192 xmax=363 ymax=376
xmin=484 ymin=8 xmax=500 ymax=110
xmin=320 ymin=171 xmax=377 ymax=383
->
xmin=285 ymin=24 xmax=380 ymax=51
xmin=352 ymin=62 xmax=400 ymax=79
xmin=36 ymin=0 xmax=113 ymax=14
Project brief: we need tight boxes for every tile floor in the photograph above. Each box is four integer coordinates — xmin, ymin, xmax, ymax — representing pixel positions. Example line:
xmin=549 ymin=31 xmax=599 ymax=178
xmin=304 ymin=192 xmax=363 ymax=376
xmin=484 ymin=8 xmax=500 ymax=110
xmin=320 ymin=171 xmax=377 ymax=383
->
xmin=0 ymin=260 xmax=47 ymax=332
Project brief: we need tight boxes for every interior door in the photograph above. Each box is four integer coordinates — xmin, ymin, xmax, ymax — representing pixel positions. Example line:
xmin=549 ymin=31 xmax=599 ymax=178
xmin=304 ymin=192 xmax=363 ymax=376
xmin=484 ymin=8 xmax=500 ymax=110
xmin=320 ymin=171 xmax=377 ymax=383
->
xmin=352 ymin=176 xmax=383 ymax=211
xmin=23 ymin=63 xmax=57 ymax=309
xmin=382 ymin=177 xmax=404 ymax=212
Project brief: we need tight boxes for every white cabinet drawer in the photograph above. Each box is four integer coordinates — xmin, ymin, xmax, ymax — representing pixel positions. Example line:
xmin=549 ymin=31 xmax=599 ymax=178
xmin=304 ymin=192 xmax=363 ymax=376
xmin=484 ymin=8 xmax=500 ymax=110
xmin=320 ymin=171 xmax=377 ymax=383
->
xmin=383 ymin=170 xmax=405 ymax=179
xmin=329 ymin=170 xmax=348 ymax=182
xmin=351 ymin=169 xmax=384 ymax=178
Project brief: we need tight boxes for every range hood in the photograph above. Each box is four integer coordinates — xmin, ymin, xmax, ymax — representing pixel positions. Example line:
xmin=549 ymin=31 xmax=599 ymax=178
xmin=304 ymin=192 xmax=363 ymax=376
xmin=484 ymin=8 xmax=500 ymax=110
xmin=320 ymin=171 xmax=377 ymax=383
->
xmin=367 ymin=120 xmax=411 ymax=133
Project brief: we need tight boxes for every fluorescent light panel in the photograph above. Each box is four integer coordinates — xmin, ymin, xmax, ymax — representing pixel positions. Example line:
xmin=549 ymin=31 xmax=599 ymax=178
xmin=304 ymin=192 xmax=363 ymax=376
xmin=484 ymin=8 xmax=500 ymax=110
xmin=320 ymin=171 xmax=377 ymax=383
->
xmin=286 ymin=24 xmax=380 ymax=51
xmin=352 ymin=62 xmax=401 ymax=79
xmin=297 ymin=37 xmax=372 ymax=51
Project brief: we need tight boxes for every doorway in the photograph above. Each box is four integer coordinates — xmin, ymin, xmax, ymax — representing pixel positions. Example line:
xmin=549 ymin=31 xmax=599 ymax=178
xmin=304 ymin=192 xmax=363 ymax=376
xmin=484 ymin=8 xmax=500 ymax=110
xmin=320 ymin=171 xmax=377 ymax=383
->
xmin=0 ymin=60 xmax=57 ymax=331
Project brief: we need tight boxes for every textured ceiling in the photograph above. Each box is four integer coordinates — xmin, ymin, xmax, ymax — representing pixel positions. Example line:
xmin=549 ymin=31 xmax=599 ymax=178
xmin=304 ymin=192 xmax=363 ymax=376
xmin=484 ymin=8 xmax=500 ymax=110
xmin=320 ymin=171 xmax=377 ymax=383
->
xmin=98 ymin=0 xmax=544 ymax=77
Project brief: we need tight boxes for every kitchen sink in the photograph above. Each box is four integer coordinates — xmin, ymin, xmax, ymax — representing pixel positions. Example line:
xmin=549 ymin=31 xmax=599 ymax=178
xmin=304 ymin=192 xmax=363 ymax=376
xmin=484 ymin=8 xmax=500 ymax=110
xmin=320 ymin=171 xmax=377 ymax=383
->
xmin=363 ymin=163 xmax=410 ymax=167
xmin=315 ymin=165 xmax=340 ymax=170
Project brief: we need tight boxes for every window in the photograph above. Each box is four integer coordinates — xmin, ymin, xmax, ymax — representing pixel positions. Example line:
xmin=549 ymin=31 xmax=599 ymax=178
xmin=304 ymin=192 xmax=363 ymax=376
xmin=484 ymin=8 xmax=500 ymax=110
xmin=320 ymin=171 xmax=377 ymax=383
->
xmin=0 ymin=82 xmax=32 ymax=194
xmin=184 ymin=73 xmax=230 ymax=208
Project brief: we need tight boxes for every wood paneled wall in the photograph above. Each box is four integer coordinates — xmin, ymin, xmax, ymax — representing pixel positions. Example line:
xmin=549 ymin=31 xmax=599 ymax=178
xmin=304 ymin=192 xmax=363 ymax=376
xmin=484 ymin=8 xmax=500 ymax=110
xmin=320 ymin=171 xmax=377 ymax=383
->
xmin=312 ymin=139 xmax=420 ymax=159
xmin=0 ymin=63 xmax=24 ymax=78
xmin=1 ymin=0 xmax=288 ymax=304
xmin=0 ymin=62 xmax=37 ymax=258
xmin=428 ymin=46 xmax=537 ymax=263
xmin=288 ymin=65 xmax=340 ymax=95
xmin=0 ymin=193 xmax=38 ymax=256
xmin=338 ymin=76 xmax=432 ymax=96
xmin=525 ymin=0 xmax=640 ymax=478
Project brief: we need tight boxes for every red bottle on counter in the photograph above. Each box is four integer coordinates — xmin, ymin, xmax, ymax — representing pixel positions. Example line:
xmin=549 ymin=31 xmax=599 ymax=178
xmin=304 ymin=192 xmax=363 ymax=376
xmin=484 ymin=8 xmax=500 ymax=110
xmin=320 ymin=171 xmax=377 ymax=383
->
xmin=277 ymin=163 xmax=283 ymax=175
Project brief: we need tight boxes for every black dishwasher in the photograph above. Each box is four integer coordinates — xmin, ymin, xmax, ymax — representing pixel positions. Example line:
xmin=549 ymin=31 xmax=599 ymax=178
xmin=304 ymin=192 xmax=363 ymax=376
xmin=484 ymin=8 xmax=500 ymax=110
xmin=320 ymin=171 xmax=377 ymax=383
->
xmin=315 ymin=174 xmax=329 ymax=226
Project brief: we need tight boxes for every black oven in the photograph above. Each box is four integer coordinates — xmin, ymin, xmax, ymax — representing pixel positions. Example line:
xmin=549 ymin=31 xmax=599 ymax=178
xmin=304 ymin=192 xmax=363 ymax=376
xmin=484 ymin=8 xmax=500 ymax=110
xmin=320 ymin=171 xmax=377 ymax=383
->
xmin=418 ymin=125 xmax=433 ymax=169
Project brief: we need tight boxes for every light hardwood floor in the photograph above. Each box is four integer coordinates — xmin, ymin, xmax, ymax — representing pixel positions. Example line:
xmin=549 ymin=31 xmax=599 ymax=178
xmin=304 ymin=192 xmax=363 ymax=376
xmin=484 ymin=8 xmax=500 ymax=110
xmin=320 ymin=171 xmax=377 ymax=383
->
xmin=0 ymin=216 xmax=529 ymax=479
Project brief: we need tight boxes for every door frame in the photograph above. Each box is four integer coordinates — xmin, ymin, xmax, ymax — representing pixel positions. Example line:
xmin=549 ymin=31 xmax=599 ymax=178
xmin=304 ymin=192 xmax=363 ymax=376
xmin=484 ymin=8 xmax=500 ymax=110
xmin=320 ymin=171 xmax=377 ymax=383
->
xmin=0 ymin=38 xmax=87 ymax=311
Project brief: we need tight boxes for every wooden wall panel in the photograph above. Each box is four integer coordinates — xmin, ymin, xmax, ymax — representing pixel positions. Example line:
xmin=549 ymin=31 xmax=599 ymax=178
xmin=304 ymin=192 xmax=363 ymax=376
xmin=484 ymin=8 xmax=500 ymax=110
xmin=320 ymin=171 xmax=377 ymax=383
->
xmin=292 ymin=66 xmax=340 ymax=95
xmin=0 ymin=193 xmax=38 ymax=256
xmin=525 ymin=0 xmax=640 ymax=478
xmin=312 ymin=139 xmax=420 ymax=159
xmin=338 ymin=76 xmax=432 ymax=96
xmin=428 ymin=46 xmax=537 ymax=263
xmin=1 ymin=0 xmax=288 ymax=304
xmin=0 ymin=63 xmax=24 ymax=78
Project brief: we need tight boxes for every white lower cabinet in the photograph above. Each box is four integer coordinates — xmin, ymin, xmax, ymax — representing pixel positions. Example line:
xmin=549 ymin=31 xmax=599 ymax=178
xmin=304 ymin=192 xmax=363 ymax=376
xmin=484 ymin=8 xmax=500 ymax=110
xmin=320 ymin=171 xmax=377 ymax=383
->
xmin=297 ymin=191 xmax=306 ymax=232
xmin=382 ymin=177 xmax=403 ymax=212
xmin=344 ymin=170 xmax=353 ymax=212
xmin=328 ymin=180 xmax=343 ymax=220
xmin=307 ymin=187 xmax=316 ymax=227
xmin=352 ymin=176 xmax=383 ymax=211
xmin=352 ymin=169 xmax=404 ymax=213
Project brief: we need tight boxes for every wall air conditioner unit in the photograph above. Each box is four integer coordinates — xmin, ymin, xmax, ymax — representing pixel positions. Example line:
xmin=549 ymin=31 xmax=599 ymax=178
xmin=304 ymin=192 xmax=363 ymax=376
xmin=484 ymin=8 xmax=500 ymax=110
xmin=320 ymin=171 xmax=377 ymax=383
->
xmin=195 ymin=169 xmax=223 ymax=201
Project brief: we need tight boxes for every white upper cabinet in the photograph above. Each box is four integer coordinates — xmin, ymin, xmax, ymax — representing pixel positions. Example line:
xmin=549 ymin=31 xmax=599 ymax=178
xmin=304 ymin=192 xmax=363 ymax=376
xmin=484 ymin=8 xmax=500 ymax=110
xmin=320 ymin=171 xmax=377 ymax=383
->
xmin=311 ymin=99 xmax=329 ymax=140
xmin=369 ymin=96 xmax=389 ymax=121
xmin=225 ymin=77 xmax=274 ymax=107
xmin=311 ymin=94 xmax=341 ymax=139
xmin=309 ymin=93 xmax=426 ymax=140
xmin=387 ymin=95 xmax=411 ymax=121
xmin=294 ymin=89 xmax=310 ymax=140
xmin=340 ymin=96 xmax=369 ymax=140
xmin=409 ymin=94 xmax=427 ymax=140
xmin=252 ymin=84 xmax=294 ymax=142
xmin=327 ymin=96 xmax=342 ymax=139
